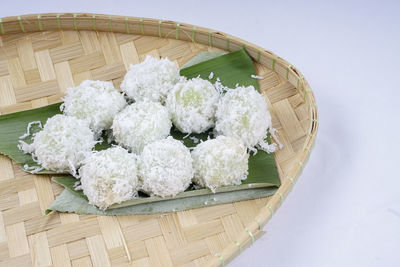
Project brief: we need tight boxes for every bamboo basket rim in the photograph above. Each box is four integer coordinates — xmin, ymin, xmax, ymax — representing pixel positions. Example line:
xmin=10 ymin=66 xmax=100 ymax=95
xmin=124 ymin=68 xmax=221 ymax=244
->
xmin=0 ymin=13 xmax=318 ymax=267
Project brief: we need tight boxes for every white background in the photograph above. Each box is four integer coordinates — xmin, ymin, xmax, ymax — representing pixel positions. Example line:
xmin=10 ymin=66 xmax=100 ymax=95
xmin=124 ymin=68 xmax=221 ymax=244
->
xmin=2 ymin=1 xmax=400 ymax=266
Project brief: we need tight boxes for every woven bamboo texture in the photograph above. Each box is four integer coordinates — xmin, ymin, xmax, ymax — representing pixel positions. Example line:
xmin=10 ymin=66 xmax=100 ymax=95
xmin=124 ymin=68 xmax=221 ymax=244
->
xmin=0 ymin=14 xmax=318 ymax=267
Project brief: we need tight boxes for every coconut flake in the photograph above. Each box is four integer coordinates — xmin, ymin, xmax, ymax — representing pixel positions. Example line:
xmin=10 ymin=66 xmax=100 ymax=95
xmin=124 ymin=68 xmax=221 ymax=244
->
xmin=208 ymin=72 xmax=214 ymax=79
xmin=18 ymin=140 xmax=35 ymax=154
xmin=192 ymin=136 xmax=249 ymax=192
xmin=18 ymin=121 xmax=43 ymax=154
xmin=139 ymin=137 xmax=193 ymax=198
xmin=62 ymin=80 xmax=126 ymax=137
xmin=166 ymin=77 xmax=219 ymax=134
xmin=189 ymin=136 xmax=200 ymax=144
xmin=251 ymin=74 xmax=264 ymax=79
xmin=215 ymin=86 xmax=278 ymax=153
xmin=19 ymin=121 xmax=42 ymax=140
xmin=20 ymin=115 xmax=96 ymax=175
xmin=112 ymin=100 xmax=172 ymax=153
xmin=22 ymin=164 xmax=44 ymax=174
xmin=74 ymin=180 xmax=82 ymax=190
xmin=214 ymin=78 xmax=228 ymax=95
xmin=256 ymin=140 xmax=277 ymax=153
xmin=121 ymin=56 xmax=179 ymax=103
xmin=79 ymin=146 xmax=139 ymax=210
xmin=268 ymin=127 xmax=283 ymax=149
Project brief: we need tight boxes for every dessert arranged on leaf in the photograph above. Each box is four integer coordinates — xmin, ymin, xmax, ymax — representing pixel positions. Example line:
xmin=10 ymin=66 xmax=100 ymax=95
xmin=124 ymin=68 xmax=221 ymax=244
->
xmin=18 ymin=55 xmax=280 ymax=210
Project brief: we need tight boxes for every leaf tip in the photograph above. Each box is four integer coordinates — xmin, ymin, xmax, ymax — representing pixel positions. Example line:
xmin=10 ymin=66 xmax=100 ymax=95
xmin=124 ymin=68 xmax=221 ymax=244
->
xmin=45 ymin=209 xmax=53 ymax=215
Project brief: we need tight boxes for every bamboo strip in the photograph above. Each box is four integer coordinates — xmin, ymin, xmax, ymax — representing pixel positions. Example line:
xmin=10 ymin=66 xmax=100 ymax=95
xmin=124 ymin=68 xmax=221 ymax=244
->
xmin=71 ymin=256 xmax=92 ymax=267
xmin=6 ymin=222 xmax=30 ymax=257
xmin=86 ymin=235 xmax=111 ymax=267
xmin=54 ymin=61 xmax=74 ymax=92
xmin=34 ymin=50 xmax=56 ymax=81
xmin=66 ymin=239 xmax=89 ymax=260
xmin=28 ymin=232 xmax=52 ymax=267
xmin=50 ymin=244 xmax=72 ymax=267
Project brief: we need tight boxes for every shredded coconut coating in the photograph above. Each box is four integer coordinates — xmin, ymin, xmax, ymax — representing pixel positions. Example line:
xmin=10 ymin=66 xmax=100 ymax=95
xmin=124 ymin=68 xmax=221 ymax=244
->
xmin=121 ymin=56 xmax=179 ymax=103
xmin=166 ymin=77 xmax=219 ymax=134
xmin=139 ymin=137 xmax=193 ymax=197
xmin=22 ymin=114 xmax=96 ymax=174
xmin=191 ymin=136 xmax=249 ymax=192
xmin=112 ymin=101 xmax=172 ymax=153
xmin=79 ymin=146 xmax=139 ymax=210
xmin=215 ymin=86 xmax=275 ymax=152
xmin=62 ymin=80 xmax=126 ymax=136
xmin=19 ymin=121 xmax=42 ymax=139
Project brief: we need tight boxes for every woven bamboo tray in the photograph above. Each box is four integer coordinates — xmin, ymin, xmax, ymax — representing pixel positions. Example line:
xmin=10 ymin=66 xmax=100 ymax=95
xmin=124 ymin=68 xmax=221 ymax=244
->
xmin=0 ymin=13 xmax=318 ymax=267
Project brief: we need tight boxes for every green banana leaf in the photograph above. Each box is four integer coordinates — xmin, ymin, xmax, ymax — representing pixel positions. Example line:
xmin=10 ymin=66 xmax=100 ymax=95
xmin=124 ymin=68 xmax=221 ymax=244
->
xmin=180 ymin=49 xmax=259 ymax=89
xmin=0 ymin=104 xmax=61 ymax=174
xmin=46 ymin=186 xmax=277 ymax=215
xmin=0 ymin=48 xmax=280 ymax=214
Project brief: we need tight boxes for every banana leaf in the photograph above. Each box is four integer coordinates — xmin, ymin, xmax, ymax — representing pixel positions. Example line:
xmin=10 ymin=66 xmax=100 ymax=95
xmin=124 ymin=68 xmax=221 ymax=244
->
xmin=0 ymin=104 xmax=61 ymax=174
xmin=46 ymin=186 xmax=277 ymax=215
xmin=180 ymin=49 xmax=259 ymax=89
xmin=0 ymin=48 xmax=280 ymax=214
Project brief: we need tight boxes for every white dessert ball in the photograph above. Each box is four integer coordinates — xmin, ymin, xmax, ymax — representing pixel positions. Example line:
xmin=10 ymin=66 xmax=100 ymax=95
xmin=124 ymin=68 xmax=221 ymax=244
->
xmin=121 ymin=56 xmax=179 ymax=103
xmin=79 ymin=146 xmax=139 ymax=210
xmin=138 ymin=137 xmax=193 ymax=198
xmin=28 ymin=114 xmax=96 ymax=174
xmin=191 ymin=136 xmax=249 ymax=192
xmin=111 ymin=100 xmax=172 ymax=153
xmin=166 ymin=77 xmax=219 ymax=134
xmin=215 ymin=86 xmax=273 ymax=150
xmin=62 ymin=80 xmax=126 ymax=136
